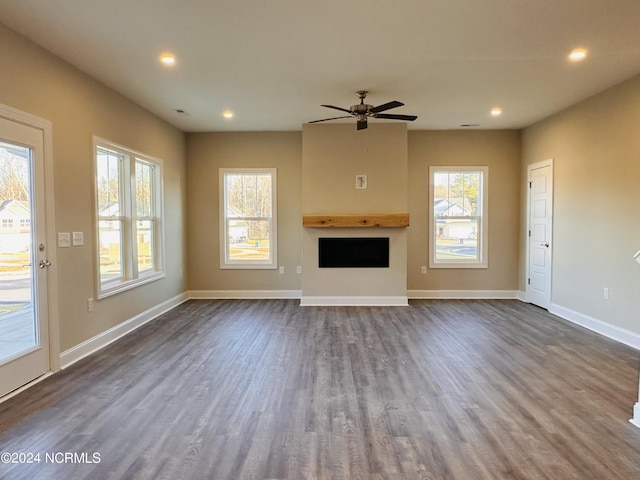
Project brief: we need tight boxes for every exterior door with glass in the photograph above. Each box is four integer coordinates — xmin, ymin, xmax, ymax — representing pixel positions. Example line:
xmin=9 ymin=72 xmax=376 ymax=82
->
xmin=0 ymin=115 xmax=50 ymax=398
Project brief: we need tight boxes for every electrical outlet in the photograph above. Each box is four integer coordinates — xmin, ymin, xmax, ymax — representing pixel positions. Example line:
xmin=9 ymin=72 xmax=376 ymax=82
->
xmin=87 ymin=298 xmax=94 ymax=312
xmin=603 ymin=287 xmax=609 ymax=300
xmin=421 ymin=266 xmax=427 ymax=275
xmin=279 ymin=266 xmax=285 ymax=274
xmin=296 ymin=266 xmax=302 ymax=274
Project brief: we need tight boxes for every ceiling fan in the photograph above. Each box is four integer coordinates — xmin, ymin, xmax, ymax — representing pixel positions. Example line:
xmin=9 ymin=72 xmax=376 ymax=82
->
xmin=308 ymin=90 xmax=417 ymax=130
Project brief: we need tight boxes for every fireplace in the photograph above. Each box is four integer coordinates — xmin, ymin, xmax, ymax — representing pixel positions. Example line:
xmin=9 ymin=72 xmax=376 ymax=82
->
xmin=318 ymin=237 xmax=389 ymax=268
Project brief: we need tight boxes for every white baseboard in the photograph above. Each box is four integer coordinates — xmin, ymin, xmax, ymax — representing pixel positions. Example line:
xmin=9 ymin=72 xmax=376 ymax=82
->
xmin=408 ymin=290 xmax=521 ymax=300
xmin=59 ymin=292 xmax=189 ymax=369
xmin=300 ymin=296 xmax=408 ymax=306
xmin=188 ymin=290 xmax=302 ymax=299
xmin=631 ymin=403 xmax=640 ymax=429
xmin=549 ymin=303 xmax=640 ymax=351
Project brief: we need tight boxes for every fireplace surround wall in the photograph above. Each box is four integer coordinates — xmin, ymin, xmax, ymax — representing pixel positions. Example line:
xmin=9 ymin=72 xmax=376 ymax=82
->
xmin=301 ymin=123 xmax=408 ymax=305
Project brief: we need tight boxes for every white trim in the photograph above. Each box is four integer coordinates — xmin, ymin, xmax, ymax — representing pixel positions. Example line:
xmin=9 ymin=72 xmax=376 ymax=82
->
xmin=219 ymin=168 xmax=278 ymax=269
xmin=93 ymin=137 xmax=166 ymax=299
xmin=0 ymin=104 xmax=59 ymax=373
xmin=300 ymin=296 xmax=408 ymax=306
xmin=631 ymin=403 xmax=640 ymax=429
xmin=549 ymin=303 xmax=640 ymax=351
xmin=408 ymin=290 xmax=520 ymax=300
xmin=59 ymin=293 xmax=189 ymax=369
xmin=0 ymin=372 xmax=54 ymax=405
xmin=189 ymin=289 xmax=301 ymax=300
xmin=429 ymin=166 xmax=488 ymax=269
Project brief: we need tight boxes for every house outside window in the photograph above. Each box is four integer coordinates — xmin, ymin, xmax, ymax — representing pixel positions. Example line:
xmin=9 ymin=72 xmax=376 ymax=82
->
xmin=429 ymin=166 xmax=488 ymax=268
xmin=94 ymin=138 xmax=164 ymax=298
xmin=219 ymin=168 xmax=277 ymax=269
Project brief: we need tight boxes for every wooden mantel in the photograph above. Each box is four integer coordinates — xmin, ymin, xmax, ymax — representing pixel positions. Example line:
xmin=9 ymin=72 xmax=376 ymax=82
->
xmin=302 ymin=213 xmax=409 ymax=228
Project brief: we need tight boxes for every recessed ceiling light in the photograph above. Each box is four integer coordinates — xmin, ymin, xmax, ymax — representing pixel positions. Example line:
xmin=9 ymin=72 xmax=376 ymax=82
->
xmin=159 ymin=54 xmax=176 ymax=65
xmin=568 ymin=48 xmax=587 ymax=62
xmin=223 ymin=111 xmax=234 ymax=119
xmin=490 ymin=108 xmax=502 ymax=117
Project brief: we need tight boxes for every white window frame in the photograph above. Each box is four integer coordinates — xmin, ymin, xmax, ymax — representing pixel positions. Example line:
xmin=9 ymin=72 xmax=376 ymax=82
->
xmin=219 ymin=168 xmax=277 ymax=269
xmin=429 ymin=166 xmax=488 ymax=269
xmin=93 ymin=137 xmax=165 ymax=298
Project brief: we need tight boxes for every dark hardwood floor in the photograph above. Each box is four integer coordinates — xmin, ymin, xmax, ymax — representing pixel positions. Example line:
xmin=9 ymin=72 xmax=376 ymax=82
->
xmin=1 ymin=299 xmax=640 ymax=479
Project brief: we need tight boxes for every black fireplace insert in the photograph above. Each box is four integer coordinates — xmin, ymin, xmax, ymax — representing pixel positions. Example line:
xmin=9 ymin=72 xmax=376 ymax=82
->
xmin=318 ymin=237 xmax=389 ymax=268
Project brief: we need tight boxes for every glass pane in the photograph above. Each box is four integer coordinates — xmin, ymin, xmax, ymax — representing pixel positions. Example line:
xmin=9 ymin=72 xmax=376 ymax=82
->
xmin=225 ymin=173 xmax=272 ymax=218
xmin=227 ymin=219 xmax=271 ymax=261
xmin=96 ymin=148 xmax=122 ymax=214
xmin=136 ymin=220 xmax=154 ymax=273
xmin=0 ymin=141 xmax=36 ymax=362
xmin=135 ymin=160 xmax=153 ymax=218
xmin=433 ymin=171 xmax=481 ymax=216
xmin=98 ymin=220 xmax=123 ymax=283
xmin=435 ymin=218 xmax=479 ymax=261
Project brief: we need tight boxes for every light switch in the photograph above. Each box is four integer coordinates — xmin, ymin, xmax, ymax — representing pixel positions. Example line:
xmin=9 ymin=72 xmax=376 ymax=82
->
xmin=58 ymin=232 xmax=70 ymax=248
xmin=72 ymin=231 xmax=84 ymax=246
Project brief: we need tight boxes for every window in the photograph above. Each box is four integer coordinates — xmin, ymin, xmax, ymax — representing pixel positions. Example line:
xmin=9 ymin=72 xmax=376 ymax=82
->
xmin=219 ymin=168 xmax=277 ymax=269
xmin=429 ymin=166 xmax=488 ymax=268
xmin=94 ymin=138 xmax=164 ymax=298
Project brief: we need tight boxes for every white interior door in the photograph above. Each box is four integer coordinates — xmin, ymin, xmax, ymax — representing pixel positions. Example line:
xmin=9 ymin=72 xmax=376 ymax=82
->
xmin=0 ymin=115 xmax=50 ymax=397
xmin=527 ymin=160 xmax=553 ymax=309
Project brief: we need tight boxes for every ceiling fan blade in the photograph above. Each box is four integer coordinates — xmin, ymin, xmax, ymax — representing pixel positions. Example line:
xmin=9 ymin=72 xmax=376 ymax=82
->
xmin=373 ymin=113 xmax=418 ymax=121
xmin=308 ymin=115 xmax=353 ymax=123
xmin=369 ymin=100 xmax=404 ymax=114
xmin=357 ymin=119 xmax=368 ymax=130
xmin=321 ymin=104 xmax=352 ymax=114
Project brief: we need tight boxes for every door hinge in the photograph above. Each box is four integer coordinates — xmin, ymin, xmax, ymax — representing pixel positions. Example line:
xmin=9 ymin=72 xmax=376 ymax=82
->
xmin=529 ymin=181 xmax=532 ymax=188
xmin=527 ymin=278 xmax=531 ymax=285
xmin=528 ymin=230 xmax=531 ymax=237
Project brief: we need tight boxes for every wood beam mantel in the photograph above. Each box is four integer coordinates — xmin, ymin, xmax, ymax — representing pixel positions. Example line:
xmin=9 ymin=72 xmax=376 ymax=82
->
xmin=302 ymin=213 xmax=409 ymax=228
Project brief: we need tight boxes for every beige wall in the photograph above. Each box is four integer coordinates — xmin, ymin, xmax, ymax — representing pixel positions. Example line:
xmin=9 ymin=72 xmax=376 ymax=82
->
xmin=521 ymin=74 xmax=640 ymax=334
xmin=302 ymin=123 xmax=408 ymax=213
xmin=186 ymin=132 xmax=302 ymax=292
xmin=186 ymin=126 xmax=522 ymax=299
xmin=301 ymin=124 xmax=408 ymax=300
xmin=0 ymin=24 xmax=187 ymax=351
xmin=407 ymin=130 xmax=522 ymax=292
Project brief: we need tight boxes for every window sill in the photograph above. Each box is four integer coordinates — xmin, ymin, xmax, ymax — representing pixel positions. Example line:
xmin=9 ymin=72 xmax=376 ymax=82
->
xmin=429 ymin=263 xmax=488 ymax=269
xmin=97 ymin=271 xmax=166 ymax=300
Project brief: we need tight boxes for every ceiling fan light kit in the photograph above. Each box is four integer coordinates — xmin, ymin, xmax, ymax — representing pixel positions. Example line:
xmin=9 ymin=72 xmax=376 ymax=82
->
xmin=309 ymin=90 xmax=418 ymax=130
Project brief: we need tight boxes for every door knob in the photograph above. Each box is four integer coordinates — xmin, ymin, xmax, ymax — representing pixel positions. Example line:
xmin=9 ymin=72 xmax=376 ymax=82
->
xmin=540 ymin=243 xmax=549 ymax=248
xmin=39 ymin=260 xmax=52 ymax=268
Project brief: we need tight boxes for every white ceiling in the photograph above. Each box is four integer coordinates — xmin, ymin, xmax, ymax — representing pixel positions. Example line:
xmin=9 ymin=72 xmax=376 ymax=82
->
xmin=2 ymin=0 xmax=640 ymax=132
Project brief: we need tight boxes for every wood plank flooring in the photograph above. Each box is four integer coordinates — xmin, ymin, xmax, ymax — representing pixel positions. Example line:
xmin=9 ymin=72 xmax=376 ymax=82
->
xmin=1 ymin=299 xmax=640 ymax=479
